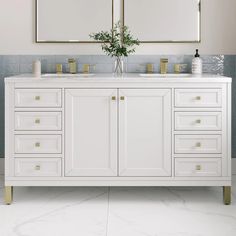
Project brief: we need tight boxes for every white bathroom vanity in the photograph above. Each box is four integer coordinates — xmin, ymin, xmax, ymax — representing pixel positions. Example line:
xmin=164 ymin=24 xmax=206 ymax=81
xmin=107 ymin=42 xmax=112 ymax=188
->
xmin=4 ymin=73 xmax=232 ymax=204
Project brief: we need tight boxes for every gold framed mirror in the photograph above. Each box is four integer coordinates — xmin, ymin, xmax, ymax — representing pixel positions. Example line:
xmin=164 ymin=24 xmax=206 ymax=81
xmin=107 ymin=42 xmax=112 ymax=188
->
xmin=123 ymin=0 xmax=201 ymax=43
xmin=36 ymin=0 xmax=114 ymax=43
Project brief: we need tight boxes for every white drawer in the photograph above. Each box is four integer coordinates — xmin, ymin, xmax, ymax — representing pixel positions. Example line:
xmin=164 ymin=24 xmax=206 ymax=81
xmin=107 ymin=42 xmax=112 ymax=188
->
xmin=175 ymin=112 xmax=222 ymax=131
xmin=15 ymin=112 xmax=62 ymax=131
xmin=15 ymin=135 xmax=62 ymax=154
xmin=15 ymin=158 xmax=62 ymax=177
xmin=175 ymin=135 xmax=222 ymax=154
xmin=175 ymin=89 xmax=222 ymax=107
xmin=15 ymin=89 xmax=62 ymax=108
xmin=175 ymin=158 xmax=222 ymax=177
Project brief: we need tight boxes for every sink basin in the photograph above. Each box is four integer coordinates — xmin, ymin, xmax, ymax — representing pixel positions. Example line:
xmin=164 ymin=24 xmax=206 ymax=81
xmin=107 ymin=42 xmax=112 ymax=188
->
xmin=139 ymin=73 xmax=191 ymax=77
xmin=42 ymin=73 xmax=95 ymax=78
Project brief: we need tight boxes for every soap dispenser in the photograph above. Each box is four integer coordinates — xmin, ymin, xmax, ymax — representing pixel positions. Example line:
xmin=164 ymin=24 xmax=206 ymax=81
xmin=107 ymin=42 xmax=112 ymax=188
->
xmin=192 ymin=49 xmax=202 ymax=74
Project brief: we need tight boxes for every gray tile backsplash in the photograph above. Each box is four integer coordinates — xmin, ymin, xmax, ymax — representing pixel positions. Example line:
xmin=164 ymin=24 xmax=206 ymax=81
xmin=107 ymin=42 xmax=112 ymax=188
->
xmin=0 ymin=54 xmax=236 ymax=158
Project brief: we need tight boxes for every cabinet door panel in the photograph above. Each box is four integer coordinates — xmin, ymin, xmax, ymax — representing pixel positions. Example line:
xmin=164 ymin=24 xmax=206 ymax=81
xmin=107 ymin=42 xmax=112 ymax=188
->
xmin=65 ymin=89 xmax=117 ymax=176
xmin=119 ymin=89 xmax=172 ymax=176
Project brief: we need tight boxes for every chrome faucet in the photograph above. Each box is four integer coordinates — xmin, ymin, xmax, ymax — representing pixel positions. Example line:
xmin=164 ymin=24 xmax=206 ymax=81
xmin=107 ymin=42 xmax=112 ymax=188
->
xmin=68 ymin=58 xmax=77 ymax=74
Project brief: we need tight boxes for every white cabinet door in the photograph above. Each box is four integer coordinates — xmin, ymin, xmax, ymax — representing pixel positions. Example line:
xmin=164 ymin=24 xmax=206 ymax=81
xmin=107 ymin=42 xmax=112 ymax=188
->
xmin=65 ymin=89 xmax=118 ymax=176
xmin=119 ymin=89 xmax=172 ymax=176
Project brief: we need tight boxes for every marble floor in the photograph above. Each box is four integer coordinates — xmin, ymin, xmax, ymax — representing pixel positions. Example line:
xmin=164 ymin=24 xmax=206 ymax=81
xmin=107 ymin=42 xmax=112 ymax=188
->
xmin=0 ymin=176 xmax=236 ymax=236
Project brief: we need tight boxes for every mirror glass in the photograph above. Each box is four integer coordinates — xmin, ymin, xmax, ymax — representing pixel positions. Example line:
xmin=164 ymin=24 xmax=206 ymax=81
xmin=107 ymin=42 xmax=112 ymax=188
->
xmin=124 ymin=0 xmax=200 ymax=42
xmin=36 ymin=0 xmax=113 ymax=42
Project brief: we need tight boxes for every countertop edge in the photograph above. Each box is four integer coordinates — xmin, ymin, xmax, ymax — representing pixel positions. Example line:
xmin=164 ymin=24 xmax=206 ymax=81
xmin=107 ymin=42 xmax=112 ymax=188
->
xmin=4 ymin=73 xmax=232 ymax=83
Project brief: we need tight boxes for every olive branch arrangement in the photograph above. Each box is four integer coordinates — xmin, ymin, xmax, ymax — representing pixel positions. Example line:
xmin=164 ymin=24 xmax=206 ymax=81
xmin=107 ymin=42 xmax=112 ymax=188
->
xmin=90 ymin=21 xmax=140 ymax=59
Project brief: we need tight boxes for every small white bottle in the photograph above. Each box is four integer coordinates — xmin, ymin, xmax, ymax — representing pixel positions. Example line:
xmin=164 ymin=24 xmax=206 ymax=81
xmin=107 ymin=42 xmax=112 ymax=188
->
xmin=192 ymin=49 xmax=202 ymax=74
xmin=33 ymin=60 xmax=41 ymax=77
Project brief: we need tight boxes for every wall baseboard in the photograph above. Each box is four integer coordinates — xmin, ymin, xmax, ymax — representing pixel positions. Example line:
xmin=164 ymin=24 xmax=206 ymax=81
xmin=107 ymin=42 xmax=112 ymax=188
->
xmin=1 ymin=158 xmax=236 ymax=176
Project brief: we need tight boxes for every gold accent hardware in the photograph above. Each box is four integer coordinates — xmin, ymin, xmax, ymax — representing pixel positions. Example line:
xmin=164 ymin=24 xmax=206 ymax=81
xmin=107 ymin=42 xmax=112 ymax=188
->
xmin=68 ymin=58 xmax=77 ymax=74
xmin=174 ymin=64 xmax=181 ymax=74
xmin=195 ymin=165 xmax=201 ymax=171
xmin=174 ymin=64 xmax=188 ymax=74
xmin=4 ymin=186 xmax=13 ymax=205
xmin=35 ymin=142 xmax=40 ymax=147
xmin=196 ymin=96 xmax=201 ymax=100
xmin=146 ymin=64 xmax=154 ymax=74
xmin=196 ymin=142 xmax=201 ymax=147
xmin=83 ymin=64 xmax=90 ymax=74
xmin=111 ymin=96 xmax=116 ymax=101
xmin=35 ymin=165 xmax=41 ymax=171
xmin=120 ymin=96 xmax=125 ymax=100
xmin=196 ymin=119 xmax=201 ymax=124
xmin=35 ymin=119 xmax=40 ymax=124
xmin=35 ymin=96 xmax=41 ymax=101
xmin=56 ymin=64 xmax=63 ymax=74
xmin=223 ymin=186 xmax=231 ymax=205
xmin=160 ymin=58 xmax=168 ymax=74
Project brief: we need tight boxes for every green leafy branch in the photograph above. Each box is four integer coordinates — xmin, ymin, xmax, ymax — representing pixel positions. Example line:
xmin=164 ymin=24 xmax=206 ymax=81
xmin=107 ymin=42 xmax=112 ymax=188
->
xmin=89 ymin=21 xmax=140 ymax=58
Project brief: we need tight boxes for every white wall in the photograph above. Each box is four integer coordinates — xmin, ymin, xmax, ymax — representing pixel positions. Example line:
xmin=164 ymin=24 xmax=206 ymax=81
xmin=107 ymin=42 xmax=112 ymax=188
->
xmin=0 ymin=0 xmax=236 ymax=55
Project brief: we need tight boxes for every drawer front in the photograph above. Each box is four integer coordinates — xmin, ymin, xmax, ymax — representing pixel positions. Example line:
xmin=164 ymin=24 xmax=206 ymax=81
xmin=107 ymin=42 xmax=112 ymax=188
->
xmin=175 ymin=112 xmax=222 ymax=131
xmin=15 ymin=135 xmax=62 ymax=154
xmin=15 ymin=158 xmax=61 ymax=177
xmin=15 ymin=89 xmax=62 ymax=107
xmin=15 ymin=112 xmax=62 ymax=131
xmin=175 ymin=135 xmax=222 ymax=154
xmin=175 ymin=89 xmax=222 ymax=107
xmin=175 ymin=158 xmax=222 ymax=177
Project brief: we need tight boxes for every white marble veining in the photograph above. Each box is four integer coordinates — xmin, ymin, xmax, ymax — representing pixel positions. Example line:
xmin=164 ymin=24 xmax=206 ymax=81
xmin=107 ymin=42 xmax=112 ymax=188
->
xmin=0 ymin=175 xmax=236 ymax=236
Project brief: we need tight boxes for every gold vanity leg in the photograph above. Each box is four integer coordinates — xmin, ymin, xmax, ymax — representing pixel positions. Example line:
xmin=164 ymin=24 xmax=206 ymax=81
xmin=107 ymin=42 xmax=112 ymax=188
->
xmin=223 ymin=186 xmax=231 ymax=205
xmin=4 ymin=186 xmax=13 ymax=205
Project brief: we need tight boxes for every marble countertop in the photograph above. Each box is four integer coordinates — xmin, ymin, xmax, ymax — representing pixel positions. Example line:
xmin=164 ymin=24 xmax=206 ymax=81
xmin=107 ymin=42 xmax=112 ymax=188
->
xmin=5 ymin=73 xmax=232 ymax=83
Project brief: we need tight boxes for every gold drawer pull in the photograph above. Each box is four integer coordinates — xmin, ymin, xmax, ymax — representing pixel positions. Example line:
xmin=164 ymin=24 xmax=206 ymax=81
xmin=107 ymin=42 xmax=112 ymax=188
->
xmin=120 ymin=96 xmax=125 ymax=101
xmin=196 ymin=96 xmax=201 ymax=100
xmin=35 ymin=96 xmax=41 ymax=101
xmin=35 ymin=142 xmax=40 ymax=147
xmin=196 ymin=142 xmax=201 ymax=147
xmin=35 ymin=119 xmax=40 ymax=124
xmin=35 ymin=165 xmax=41 ymax=171
xmin=196 ymin=165 xmax=202 ymax=171
xmin=196 ymin=119 xmax=201 ymax=124
xmin=111 ymin=96 xmax=116 ymax=101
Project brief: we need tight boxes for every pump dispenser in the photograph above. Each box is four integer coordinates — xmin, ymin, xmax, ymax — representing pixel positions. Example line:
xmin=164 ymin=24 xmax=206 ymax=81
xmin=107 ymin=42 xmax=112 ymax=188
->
xmin=192 ymin=49 xmax=202 ymax=74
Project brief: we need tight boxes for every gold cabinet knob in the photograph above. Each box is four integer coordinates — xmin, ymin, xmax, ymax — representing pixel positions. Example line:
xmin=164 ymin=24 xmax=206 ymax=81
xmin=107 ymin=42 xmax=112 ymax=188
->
xmin=196 ymin=96 xmax=201 ymax=100
xmin=196 ymin=165 xmax=202 ymax=171
xmin=35 ymin=96 xmax=41 ymax=101
xmin=120 ymin=96 xmax=125 ymax=100
xmin=35 ymin=165 xmax=41 ymax=171
xmin=196 ymin=119 xmax=201 ymax=124
xmin=111 ymin=96 xmax=116 ymax=101
xmin=35 ymin=142 xmax=40 ymax=147
xmin=35 ymin=119 xmax=40 ymax=124
xmin=196 ymin=142 xmax=201 ymax=147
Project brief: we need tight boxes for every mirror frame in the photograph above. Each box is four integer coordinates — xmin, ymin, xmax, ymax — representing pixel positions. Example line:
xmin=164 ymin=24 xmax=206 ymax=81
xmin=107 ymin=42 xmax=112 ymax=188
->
xmin=123 ymin=0 xmax=201 ymax=43
xmin=35 ymin=0 xmax=114 ymax=43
